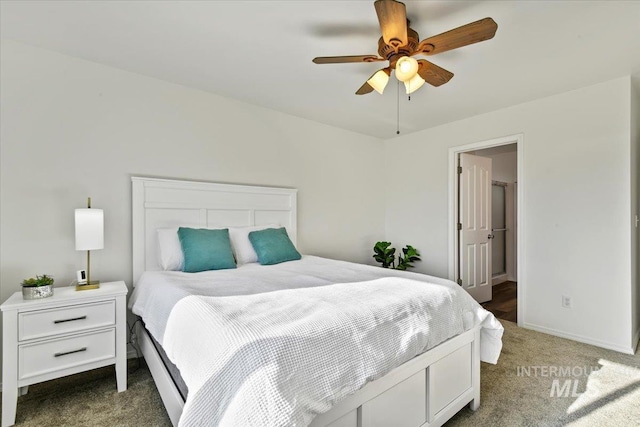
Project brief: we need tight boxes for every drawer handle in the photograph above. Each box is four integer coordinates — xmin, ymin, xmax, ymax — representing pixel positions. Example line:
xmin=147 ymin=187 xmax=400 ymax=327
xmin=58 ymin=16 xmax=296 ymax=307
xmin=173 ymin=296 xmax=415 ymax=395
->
xmin=54 ymin=347 xmax=87 ymax=357
xmin=54 ymin=315 xmax=87 ymax=324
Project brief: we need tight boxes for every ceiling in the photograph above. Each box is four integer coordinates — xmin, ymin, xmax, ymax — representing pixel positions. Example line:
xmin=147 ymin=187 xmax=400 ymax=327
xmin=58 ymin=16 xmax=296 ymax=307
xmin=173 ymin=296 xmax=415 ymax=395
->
xmin=2 ymin=1 xmax=640 ymax=139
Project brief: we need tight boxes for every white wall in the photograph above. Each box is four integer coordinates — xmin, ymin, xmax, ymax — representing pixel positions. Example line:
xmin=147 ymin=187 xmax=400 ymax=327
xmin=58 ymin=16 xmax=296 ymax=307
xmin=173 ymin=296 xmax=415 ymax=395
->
xmin=487 ymin=151 xmax=517 ymax=184
xmin=0 ymin=40 xmax=385 ymax=373
xmin=470 ymin=147 xmax=517 ymax=183
xmin=384 ymin=77 xmax=636 ymax=353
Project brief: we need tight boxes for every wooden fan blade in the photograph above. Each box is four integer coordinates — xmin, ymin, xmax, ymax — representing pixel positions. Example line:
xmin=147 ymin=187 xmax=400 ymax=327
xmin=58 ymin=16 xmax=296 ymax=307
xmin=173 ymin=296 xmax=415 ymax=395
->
xmin=312 ymin=55 xmax=385 ymax=64
xmin=417 ymin=60 xmax=454 ymax=87
xmin=415 ymin=17 xmax=498 ymax=56
xmin=374 ymin=0 xmax=408 ymax=48
xmin=356 ymin=81 xmax=375 ymax=95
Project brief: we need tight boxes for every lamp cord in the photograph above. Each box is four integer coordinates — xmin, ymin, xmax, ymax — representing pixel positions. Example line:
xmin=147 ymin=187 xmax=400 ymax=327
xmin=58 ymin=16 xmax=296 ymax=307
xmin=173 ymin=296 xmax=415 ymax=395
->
xmin=127 ymin=319 xmax=142 ymax=373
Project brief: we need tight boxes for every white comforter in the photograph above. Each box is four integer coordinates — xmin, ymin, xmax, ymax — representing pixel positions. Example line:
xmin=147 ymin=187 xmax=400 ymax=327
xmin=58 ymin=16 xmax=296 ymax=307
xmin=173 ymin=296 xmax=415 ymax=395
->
xmin=130 ymin=256 xmax=503 ymax=426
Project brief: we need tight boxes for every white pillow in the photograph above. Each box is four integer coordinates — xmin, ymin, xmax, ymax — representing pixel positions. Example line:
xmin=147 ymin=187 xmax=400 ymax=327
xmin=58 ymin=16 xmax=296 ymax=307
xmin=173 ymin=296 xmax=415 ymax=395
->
xmin=157 ymin=228 xmax=183 ymax=271
xmin=228 ymin=224 xmax=279 ymax=265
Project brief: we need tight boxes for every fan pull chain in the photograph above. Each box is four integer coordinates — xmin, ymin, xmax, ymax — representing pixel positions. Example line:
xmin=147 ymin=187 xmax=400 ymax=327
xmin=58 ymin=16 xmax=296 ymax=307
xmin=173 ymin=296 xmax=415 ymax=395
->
xmin=396 ymin=80 xmax=400 ymax=135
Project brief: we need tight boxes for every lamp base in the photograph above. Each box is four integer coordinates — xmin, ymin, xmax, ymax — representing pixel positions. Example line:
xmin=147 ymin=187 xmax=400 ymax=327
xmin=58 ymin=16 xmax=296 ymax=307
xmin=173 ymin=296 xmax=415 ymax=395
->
xmin=76 ymin=280 xmax=100 ymax=291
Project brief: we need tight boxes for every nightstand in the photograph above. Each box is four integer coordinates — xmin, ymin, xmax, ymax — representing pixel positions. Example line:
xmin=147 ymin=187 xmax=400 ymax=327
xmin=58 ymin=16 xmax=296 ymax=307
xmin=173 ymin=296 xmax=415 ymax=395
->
xmin=1 ymin=281 xmax=128 ymax=427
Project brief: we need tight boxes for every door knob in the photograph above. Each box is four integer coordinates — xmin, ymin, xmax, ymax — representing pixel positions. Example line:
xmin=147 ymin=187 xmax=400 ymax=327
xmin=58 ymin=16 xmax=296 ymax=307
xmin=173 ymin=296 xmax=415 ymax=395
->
xmin=488 ymin=234 xmax=495 ymax=239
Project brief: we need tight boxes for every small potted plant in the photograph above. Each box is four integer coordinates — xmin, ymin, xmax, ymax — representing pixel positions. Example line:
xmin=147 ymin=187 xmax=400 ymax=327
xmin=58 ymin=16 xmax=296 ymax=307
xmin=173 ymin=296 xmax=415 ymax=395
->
xmin=373 ymin=241 xmax=422 ymax=270
xmin=21 ymin=274 xmax=55 ymax=300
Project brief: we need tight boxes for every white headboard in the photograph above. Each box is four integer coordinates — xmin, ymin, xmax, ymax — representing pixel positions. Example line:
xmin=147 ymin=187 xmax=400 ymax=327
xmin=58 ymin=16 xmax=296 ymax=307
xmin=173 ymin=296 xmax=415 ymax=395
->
xmin=131 ymin=177 xmax=298 ymax=284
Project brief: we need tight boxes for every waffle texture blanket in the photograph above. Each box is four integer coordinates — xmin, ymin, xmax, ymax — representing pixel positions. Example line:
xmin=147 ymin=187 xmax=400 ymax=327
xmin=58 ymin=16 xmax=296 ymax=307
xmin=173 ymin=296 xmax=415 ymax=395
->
xmin=164 ymin=278 xmax=501 ymax=426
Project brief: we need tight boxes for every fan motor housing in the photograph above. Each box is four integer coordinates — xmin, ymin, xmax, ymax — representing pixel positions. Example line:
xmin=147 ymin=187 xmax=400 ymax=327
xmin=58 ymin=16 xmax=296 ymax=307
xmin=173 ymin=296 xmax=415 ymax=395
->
xmin=378 ymin=27 xmax=419 ymax=66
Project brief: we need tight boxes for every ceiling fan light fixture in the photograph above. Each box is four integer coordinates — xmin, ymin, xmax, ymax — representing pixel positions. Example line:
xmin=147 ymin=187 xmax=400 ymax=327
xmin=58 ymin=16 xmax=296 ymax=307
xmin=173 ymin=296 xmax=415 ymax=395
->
xmin=311 ymin=1 xmax=498 ymax=100
xmin=395 ymin=56 xmax=418 ymax=82
xmin=404 ymin=73 xmax=426 ymax=94
xmin=367 ymin=68 xmax=391 ymax=94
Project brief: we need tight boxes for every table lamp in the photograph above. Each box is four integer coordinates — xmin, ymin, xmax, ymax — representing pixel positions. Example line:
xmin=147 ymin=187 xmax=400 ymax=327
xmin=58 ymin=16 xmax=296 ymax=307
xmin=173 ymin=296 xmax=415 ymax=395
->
xmin=75 ymin=197 xmax=103 ymax=290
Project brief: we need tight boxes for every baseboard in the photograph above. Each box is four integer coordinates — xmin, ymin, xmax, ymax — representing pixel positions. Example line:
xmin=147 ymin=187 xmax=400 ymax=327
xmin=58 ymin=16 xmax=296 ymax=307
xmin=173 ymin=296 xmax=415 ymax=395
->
xmin=492 ymin=274 xmax=507 ymax=286
xmin=522 ymin=322 xmax=636 ymax=355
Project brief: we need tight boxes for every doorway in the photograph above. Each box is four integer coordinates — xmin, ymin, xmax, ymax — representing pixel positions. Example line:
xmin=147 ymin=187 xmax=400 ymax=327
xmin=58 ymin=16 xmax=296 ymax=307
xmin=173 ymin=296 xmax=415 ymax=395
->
xmin=448 ymin=134 xmax=523 ymax=325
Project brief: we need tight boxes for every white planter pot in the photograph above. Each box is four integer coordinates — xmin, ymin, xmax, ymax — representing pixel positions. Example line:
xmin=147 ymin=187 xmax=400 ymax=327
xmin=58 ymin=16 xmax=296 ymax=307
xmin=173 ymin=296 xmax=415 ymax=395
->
xmin=22 ymin=284 xmax=54 ymax=300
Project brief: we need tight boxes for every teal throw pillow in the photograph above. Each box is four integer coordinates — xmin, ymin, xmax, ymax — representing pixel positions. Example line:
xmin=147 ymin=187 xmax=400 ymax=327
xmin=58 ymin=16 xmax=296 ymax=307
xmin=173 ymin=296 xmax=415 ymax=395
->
xmin=248 ymin=227 xmax=301 ymax=265
xmin=177 ymin=227 xmax=236 ymax=273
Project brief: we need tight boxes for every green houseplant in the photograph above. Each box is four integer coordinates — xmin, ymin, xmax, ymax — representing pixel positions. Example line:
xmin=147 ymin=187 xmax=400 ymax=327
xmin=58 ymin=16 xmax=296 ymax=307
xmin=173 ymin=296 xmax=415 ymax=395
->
xmin=21 ymin=274 xmax=55 ymax=300
xmin=373 ymin=242 xmax=421 ymax=270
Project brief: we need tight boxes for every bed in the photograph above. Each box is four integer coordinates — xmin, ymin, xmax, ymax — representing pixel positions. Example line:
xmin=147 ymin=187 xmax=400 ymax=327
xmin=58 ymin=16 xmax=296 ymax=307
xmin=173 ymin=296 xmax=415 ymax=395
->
xmin=129 ymin=176 xmax=503 ymax=427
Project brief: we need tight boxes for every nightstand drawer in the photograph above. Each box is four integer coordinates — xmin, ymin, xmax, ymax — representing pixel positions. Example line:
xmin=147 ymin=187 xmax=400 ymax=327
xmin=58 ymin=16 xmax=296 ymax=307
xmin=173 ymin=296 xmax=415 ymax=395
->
xmin=19 ymin=328 xmax=116 ymax=381
xmin=19 ymin=300 xmax=115 ymax=341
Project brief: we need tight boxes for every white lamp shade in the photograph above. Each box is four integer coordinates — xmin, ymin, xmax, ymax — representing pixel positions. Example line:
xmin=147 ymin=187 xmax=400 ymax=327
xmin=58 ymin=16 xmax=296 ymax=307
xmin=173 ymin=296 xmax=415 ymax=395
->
xmin=395 ymin=56 xmax=419 ymax=82
xmin=404 ymin=73 xmax=426 ymax=94
xmin=75 ymin=208 xmax=104 ymax=250
xmin=367 ymin=69 xmax=390 ymax=94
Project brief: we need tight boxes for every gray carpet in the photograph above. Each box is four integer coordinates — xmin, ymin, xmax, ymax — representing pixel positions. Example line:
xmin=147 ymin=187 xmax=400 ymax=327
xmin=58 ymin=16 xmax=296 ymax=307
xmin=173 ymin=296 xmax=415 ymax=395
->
xmin=0 ymin=359 xmax=171 ymax=427
xmin=447 ymin=322 xmax=640 ymax=426
xmin=1 ymin=322 xmax=638 ymax=426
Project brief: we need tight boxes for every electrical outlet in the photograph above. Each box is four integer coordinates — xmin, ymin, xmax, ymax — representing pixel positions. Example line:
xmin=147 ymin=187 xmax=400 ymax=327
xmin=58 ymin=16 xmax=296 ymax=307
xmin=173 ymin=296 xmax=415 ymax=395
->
xmin=562 ymin=295 xmax=572 ymax=308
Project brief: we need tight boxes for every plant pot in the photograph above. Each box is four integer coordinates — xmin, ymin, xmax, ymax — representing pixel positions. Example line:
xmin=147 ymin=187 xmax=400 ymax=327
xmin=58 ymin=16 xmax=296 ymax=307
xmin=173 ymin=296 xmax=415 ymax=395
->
xmin=22 ymin=284 xmax=54 ymax=300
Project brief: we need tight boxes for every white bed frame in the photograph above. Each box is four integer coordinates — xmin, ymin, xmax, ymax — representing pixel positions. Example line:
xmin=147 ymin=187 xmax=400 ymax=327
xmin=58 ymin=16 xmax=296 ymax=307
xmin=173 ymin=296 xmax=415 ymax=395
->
xmin=131 ymin=176 xmax=481 ymax=427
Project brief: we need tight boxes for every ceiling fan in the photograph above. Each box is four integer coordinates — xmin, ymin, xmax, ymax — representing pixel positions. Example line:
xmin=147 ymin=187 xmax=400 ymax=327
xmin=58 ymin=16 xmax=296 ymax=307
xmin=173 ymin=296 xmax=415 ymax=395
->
xmin=312 ymin=0 xmax=498 ymax=95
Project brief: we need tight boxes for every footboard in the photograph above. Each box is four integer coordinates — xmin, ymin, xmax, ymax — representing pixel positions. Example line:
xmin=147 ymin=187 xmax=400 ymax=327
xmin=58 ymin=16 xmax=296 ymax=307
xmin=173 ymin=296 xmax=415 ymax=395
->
xmin=139 ymin=324 xmax=480 ymax=427
xmin=310 ymin=326 xmax=481 ymax=427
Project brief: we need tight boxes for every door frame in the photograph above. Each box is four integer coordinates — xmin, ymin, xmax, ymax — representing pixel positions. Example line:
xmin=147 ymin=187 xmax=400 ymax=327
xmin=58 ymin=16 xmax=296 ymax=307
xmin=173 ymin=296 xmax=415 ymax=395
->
xmin=448 ymin=133 xmax=524 ymax=325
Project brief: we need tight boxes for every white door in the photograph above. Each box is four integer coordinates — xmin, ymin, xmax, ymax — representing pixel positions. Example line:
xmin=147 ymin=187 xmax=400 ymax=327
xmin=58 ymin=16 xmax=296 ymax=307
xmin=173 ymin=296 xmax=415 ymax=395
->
xmin=459 ymin=153 xmax=492 ymax=303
